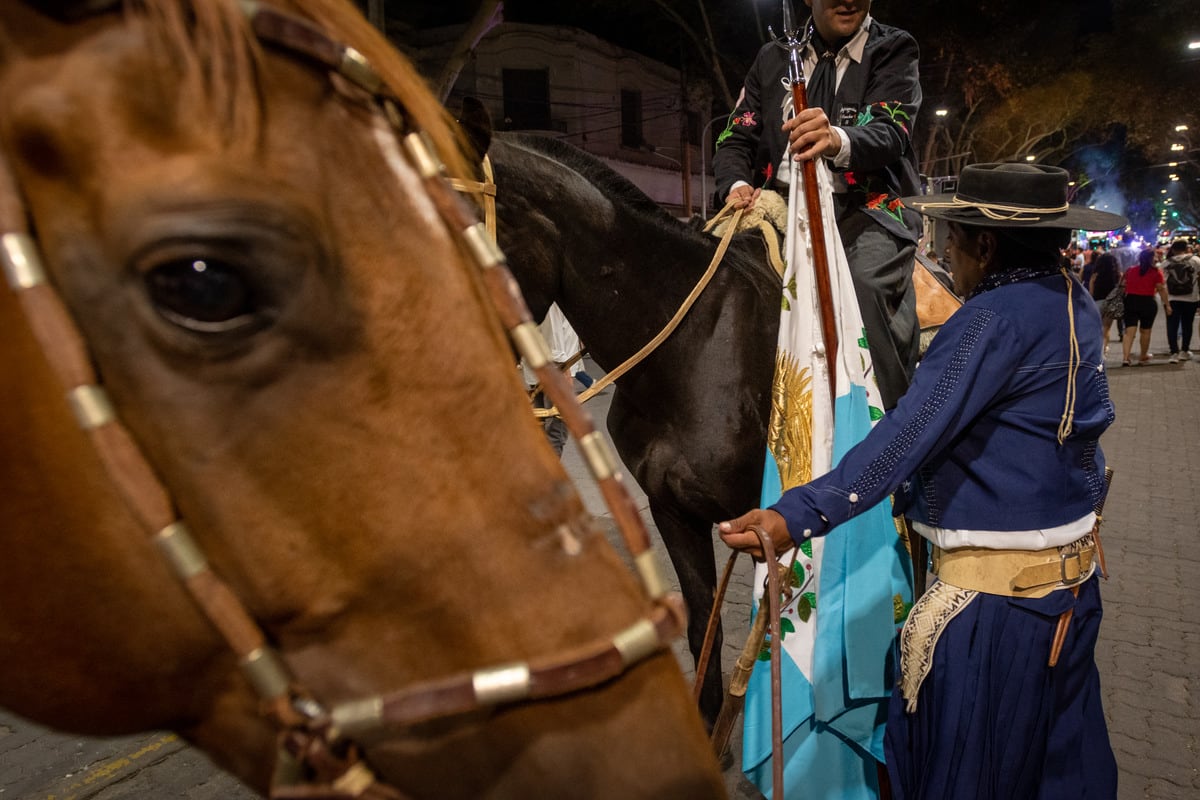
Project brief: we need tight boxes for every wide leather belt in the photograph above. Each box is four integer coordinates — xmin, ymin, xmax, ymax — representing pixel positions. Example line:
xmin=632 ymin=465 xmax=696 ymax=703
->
xmin=931 ymin=537 xmax=1096 ymax=599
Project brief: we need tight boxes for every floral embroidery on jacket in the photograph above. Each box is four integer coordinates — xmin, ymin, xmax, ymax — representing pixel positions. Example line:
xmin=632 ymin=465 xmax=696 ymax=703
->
xmin=715 ymin=110 xmax=758 ymax=146
xmin=861 ymin=184 xmax=906 ymax=224
xmin=855 ymin=101 xmax=911 ymax=134
xmin=841 ymin=108 xmax=913 ymax=226
xmin=865 ymin=192 xmax=889 ymax=210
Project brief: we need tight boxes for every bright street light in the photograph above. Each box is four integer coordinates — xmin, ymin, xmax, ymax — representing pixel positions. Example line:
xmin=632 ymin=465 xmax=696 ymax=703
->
xmin=935 ymin=108 xmax=948 ymax=117
xmin=1025 ymin=155 xmax=1036 ymax=162
xmin=1171 ymin=143 xmax=1185 ymax=151
xmin=1176 ymin=124 xmax=1190 ymax=132
xmin=1189 ymin=41 xmax=1200 ymax=50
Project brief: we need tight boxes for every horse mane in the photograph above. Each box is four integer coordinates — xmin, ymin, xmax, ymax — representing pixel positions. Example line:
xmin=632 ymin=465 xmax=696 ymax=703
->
xmin=131 ymin=0 xmax=469 ymax=179
xmin=504 ymin=132 xmax=779 ymax=287
xmin=506 ymin=133 xmax=682 ymax=226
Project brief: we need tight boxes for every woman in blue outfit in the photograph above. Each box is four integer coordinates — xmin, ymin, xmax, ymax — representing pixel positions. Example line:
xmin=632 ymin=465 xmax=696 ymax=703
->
xmin=719 ymin=163 xmax=1123 ymax=799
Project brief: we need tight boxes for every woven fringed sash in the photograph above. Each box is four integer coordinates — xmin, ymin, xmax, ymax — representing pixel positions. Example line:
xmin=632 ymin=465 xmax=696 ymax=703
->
xmin=899 ymin=580 xmax=979 ymax=712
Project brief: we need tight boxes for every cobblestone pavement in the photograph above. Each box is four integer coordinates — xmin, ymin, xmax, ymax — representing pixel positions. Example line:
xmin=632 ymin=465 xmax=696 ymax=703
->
xmin=4 ymin=321 xmax=1199 ymax=799
xmin=1091 ymin=323 xmax=1200 ymax=800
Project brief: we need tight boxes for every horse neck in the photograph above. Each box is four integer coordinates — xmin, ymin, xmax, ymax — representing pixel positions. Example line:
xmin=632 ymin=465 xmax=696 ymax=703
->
xmin=567 ymin=223 xmax=744 ymax=377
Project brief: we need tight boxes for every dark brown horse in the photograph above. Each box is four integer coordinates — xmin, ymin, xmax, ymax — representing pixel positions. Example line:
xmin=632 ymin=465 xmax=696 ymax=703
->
xmin=0 ymin=2 xmax=724 ymax=797
xmin=467 ymin=119 xmax=958 ymax=724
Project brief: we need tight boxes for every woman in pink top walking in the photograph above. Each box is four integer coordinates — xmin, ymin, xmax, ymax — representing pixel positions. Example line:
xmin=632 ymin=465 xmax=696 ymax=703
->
xmin=1121 ymin=247 xmax=1171 ymax=366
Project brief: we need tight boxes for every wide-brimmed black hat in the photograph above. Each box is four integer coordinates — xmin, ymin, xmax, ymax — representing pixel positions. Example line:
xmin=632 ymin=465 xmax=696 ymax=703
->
xmin=902 ymin=163 xmax=1128 ymax=231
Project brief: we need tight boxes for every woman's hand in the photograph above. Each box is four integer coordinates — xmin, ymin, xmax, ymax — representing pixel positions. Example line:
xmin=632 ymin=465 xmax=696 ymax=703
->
xmin=718 ymin=508 xmax=794 ymax=559
xmin=783 ymin=107 xmax=841 ymax=162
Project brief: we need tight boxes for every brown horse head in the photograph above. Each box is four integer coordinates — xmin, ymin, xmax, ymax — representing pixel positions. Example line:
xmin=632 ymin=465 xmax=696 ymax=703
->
xmin=0 ymin=1 xmax=723 ymax=796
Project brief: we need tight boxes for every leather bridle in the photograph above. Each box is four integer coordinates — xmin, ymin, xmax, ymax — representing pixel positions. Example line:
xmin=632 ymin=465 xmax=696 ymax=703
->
xmin=0 ymin=3 xmax=686 ymax=798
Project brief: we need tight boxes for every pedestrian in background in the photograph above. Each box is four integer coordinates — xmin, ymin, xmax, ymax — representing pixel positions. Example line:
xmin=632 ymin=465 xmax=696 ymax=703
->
xmin=1121 ymin=247 xmax=1170 ymax=366
xmin=1089 ymin=251 xmax=1124 ymax=359
xmin=1080 ymin=246 xmax=1100 ymax=287
xmin=521 ymin=303 xmax=585 ymax=455
xmin=1067 ymin=242 xmax=1086 ymax=276
xmin=1162 ymin=239 xmax=1199 ymax=363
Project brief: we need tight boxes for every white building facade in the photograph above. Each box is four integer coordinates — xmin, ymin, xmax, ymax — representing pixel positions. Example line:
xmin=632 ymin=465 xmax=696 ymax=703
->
xmin=404 ymin=21 xmax=715 ymax=218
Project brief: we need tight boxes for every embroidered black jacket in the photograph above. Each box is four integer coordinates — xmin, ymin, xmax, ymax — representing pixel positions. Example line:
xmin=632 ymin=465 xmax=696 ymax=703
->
xmin=712 ymin=18 xmax=923 ymax=244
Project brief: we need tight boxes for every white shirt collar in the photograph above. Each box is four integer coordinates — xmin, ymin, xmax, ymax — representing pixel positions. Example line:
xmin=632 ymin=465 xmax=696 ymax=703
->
xmin=846 ymin=14 xmax=871 ymax=62
xmin=806 ymin=14 xmax=872 ymax=64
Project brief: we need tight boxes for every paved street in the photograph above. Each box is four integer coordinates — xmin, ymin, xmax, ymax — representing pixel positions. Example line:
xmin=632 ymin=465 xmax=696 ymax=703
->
xmin=3 ymin=320 xmax=1198 ymax=799
xmin=1092 ymin=323 xmax=1200 ymax=800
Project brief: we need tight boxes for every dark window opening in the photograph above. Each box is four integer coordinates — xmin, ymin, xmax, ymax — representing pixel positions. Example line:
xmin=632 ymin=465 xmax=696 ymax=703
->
xmin=502 ymin=68 xmax=551 ymax=131
xmin=687 ymin=111 xmax=701 ymax=146
xmin=621 ymin=89 xmax=643 ymax=148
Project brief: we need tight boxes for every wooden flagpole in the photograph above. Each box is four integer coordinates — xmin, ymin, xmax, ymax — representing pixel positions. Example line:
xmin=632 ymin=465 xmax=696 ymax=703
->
xmin=780 ymin=4 xmax=838 ymax=411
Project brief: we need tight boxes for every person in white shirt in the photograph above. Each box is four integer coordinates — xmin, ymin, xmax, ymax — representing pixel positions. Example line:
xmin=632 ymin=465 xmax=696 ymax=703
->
xmin=1162 ymin=239 xmax=1200 ymax=362
xmin=521 ymin=304 xmax=586 ymax=455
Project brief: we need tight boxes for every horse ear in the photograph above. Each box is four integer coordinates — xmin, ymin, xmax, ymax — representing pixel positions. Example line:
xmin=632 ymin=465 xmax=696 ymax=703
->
xmin=457 ymin=96 xmax=492 ymax=162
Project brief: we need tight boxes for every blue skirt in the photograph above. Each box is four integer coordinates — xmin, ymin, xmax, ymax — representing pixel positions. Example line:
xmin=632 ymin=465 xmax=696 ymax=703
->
xmin=884 ymin=577 xmax=1116 ymax=799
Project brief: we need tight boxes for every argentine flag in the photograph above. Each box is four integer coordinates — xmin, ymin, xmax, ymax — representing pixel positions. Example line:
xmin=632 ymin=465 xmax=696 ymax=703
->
xmin=742 ymin=156 xmax=913 ymax=798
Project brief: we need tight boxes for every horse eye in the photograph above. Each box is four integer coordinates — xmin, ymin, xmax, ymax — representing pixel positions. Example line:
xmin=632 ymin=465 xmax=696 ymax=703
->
xmin=145 ymin=258 xmax=260 ymax=333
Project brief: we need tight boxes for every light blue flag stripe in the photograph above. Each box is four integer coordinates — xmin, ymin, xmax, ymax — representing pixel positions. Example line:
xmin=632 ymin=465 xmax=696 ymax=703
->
xmin=743 ymin=385 xmax=911 ymax=797
xmin=827 ymin=385 xmax=905 ymax=709
xmin=745 ymin=707 xmax=882 ymax=800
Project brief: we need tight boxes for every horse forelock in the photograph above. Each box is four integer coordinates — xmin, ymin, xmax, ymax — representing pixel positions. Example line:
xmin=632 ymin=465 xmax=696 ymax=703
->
xmin=123 ymin=0 xmax=263 ymax=148
xmin=113 ymin=0 xmax=468 ymax=179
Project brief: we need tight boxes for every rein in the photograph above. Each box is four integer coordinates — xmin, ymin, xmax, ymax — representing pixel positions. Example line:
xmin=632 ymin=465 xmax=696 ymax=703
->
xmin=531 ymin=202 xmax=745 ymax=418
xmin=0 ymin=4 xmax=685 ymax=798
xmin=446 ymin=154 xmax=496 ymax=241
xmin=694 ymin=527 xmax=787 ymax=799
